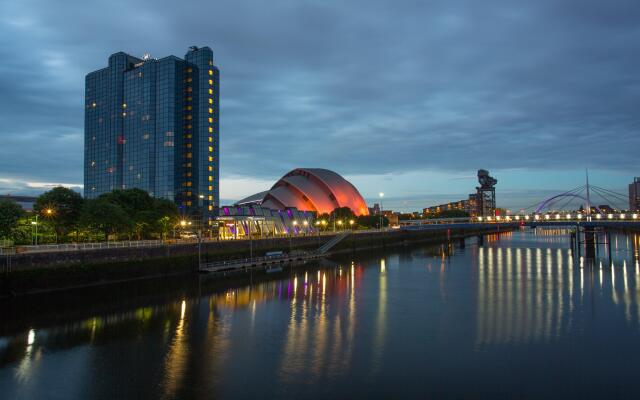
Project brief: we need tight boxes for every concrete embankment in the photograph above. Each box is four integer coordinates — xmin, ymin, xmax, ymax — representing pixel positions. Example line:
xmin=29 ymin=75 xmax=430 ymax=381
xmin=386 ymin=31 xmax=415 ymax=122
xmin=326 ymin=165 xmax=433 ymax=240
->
xmin=0 ymin=226 xmax=510 ymax=296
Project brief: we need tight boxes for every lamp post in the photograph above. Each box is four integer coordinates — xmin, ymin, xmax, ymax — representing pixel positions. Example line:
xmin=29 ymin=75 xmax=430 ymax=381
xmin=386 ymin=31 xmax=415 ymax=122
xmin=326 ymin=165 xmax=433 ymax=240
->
xmin=31 ymin=216 xmax=38 ymax=246
xmin=337 ymin=220 xmax=343 ymax=231
xmin=349 ymin=219 xmax=354 ymax=230
xmin=379 ymin=192 xmax=385 ymax=231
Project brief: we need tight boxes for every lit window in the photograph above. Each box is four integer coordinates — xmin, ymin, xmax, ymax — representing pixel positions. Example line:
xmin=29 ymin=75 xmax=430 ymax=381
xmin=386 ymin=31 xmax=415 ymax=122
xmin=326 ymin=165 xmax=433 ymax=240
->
xmin=122 ymin=103 xmax=127 ymax=108
xmin=187 ymin=87 xmax=192 ymax=92
xmin=208 ymin=176 xmax=213 ymax=181
xmin=208 ymin=127 xmax=213 ymax=133
xmin=208 ymin=195 xmax=213 ymax=201
xmin=91 ymin=161 xmax=96 ymax=167
xmin=186 ymin=182 xmax=192 ymax=187
xmin=186 ymin=143 xmax=192 ymax=148
xmin=208 ymin=166 xmax=213 ymax=171
xmin=208 ymin=99 xmax=213 ymax=104
xmin=185 ymin=115 xmax=192 ymax=120
xmin=208 ymin=89 xmax=213 ymax=95
xmin=208 ymin=137 xmax=212 ymax=142
xmin=208 ymin=108 xmax=213 ymax=114
xmin=208 ymin=118 xmax=213 ymax=123
xmin=208 ymin=186 xmax=213 ymax=191
xmin=208 ymin=156 xmax=213 ymax=162
xmin=187 ymin=68 xmax=193 ymax=73
xmin=186 ymin=201 xmax=192 ymax=206
xmin=208 ymin=146 xmax=213 ymax=152
xmin=186 ymin=152 xmax=192 ymax=158
xmin=209 ymin=60 xmax=213 ymax=66
xmin=209 ymin=70 xmax=213 ymax=76
xmin=91 ymin=102 xmax=96 ymax=108
xmin=122 ymin=112 xmax=126 ymax=117
xmin=208 ymin=205 xmax=213 ymax=211
xmin=208 ymin=79 xmax=213 ymax=85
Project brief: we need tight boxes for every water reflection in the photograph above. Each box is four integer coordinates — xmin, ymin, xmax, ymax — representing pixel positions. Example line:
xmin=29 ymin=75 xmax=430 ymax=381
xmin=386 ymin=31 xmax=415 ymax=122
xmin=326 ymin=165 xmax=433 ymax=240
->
xmin=3 ymin=230 xmax=640 ymax=399
xmin=476 ymin=230 xmax=640 ymax=347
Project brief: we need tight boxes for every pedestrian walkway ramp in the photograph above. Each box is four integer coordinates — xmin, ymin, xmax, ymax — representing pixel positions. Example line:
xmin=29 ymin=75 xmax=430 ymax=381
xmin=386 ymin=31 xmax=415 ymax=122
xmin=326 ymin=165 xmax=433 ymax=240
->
xmin=317 ymin=231 xmax=351 ymax=255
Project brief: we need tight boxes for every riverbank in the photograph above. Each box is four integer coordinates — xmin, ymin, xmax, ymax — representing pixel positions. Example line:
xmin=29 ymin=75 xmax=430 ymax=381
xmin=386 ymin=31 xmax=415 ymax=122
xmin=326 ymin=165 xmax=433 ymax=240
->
xmin=0 ymin=226 xmax=510 ymax=297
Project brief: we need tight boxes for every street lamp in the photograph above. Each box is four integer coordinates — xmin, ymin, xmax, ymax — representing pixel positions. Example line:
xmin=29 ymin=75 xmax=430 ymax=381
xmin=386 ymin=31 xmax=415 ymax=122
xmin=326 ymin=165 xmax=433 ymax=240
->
xmin=349 ymin=219 xmax=354 ymax=229
xmin=31 ymin=218 xmax=38 ymax=246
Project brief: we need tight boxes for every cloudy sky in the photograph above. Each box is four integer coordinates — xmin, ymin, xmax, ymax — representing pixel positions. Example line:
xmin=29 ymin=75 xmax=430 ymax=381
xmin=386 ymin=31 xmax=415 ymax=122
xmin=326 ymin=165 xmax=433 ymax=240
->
xmin=0 ymin=0 xmax=638 ymax=211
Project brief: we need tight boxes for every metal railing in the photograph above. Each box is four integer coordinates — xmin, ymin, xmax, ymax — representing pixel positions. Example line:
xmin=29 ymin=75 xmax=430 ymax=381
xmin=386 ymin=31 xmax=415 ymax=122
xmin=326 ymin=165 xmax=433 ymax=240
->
xmin=16 ymin=240 xmax=164 ymax=254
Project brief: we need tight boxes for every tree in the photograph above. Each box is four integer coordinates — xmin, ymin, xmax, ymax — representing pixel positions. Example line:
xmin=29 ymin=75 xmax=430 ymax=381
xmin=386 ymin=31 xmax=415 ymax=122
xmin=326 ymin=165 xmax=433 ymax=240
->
xmin=34 ymin=187 xmax=84 ymax=239
xmin=79 ymin=199 xmax=129 ymax=240
xmin=97 ymin=189 xmax=179 ymax=239
xmin=0 ymin=199 xmax=23 ymax=239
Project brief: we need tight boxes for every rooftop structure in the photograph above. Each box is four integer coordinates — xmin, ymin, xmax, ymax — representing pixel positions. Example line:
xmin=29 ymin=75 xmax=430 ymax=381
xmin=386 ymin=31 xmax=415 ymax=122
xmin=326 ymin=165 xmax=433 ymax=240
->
xmin=236 ymin=168 xmax=369 ymax=216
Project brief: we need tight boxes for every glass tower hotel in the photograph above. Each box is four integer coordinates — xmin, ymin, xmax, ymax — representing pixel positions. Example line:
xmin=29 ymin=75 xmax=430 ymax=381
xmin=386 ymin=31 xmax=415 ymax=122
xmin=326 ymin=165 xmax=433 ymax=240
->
xmin=84 ymin=46 xmax=220 ymax=222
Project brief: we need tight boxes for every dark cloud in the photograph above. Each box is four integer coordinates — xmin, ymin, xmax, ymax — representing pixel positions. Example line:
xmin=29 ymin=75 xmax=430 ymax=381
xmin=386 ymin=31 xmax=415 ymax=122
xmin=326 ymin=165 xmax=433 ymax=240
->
xmin=0 ymin=0 xmax=638 ymax=189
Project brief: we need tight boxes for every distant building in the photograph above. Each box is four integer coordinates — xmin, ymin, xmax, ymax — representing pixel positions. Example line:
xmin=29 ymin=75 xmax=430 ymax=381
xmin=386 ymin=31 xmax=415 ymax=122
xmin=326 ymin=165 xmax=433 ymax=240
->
xmin=381 ymin=210 xmax=399 ymax=227
xmin=0 ymin=195 xmax=37 ymax=211
xmin=630 ymin=177 xmax=640 ymax=211
xmin=369 ymin=203 xmax=381 ymax=215
xmin=423 ymin=194 xmax=477 ymax=217
xmin=84 ymin=46 xmax=220 ymax=224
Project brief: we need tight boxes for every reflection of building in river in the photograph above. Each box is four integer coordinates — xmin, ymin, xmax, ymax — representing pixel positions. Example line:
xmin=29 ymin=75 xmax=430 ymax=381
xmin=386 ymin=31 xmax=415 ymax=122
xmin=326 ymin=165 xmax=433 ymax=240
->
xmin=475 ymin=242 xmax=640 ymax=347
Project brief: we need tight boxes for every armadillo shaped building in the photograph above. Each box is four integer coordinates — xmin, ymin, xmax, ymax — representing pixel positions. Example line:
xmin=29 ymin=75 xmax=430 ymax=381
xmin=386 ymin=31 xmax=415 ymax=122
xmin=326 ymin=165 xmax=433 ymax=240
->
xmin=236 ymin=168 xmax=370 ymax=216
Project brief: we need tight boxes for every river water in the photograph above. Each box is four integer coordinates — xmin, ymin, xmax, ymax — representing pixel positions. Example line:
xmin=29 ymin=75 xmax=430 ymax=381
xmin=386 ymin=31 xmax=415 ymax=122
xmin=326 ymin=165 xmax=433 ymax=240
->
xmin=1 ymin=229 xmax=640 ymax=399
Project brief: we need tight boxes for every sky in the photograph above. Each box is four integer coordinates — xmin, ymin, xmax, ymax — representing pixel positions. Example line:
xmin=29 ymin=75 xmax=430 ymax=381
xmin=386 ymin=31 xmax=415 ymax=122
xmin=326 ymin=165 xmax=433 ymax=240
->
xmin=0 ymin=0 xmax=638 ymax=212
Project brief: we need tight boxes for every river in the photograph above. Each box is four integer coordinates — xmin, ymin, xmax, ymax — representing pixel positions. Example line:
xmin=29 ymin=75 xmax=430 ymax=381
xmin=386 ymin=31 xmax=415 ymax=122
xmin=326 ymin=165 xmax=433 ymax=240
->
xmin=1 ymin=228 xmax=640 ymax=399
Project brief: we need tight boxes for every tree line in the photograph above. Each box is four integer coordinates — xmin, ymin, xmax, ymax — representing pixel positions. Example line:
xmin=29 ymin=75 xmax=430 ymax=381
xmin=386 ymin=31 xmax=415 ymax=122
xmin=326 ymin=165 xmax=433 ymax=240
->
xmin=0 ymin=187 xmax=180 ymax=244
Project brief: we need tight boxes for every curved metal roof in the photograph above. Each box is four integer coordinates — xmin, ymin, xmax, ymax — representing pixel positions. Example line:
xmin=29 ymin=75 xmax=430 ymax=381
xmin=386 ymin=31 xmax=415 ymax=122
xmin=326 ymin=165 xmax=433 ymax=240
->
xmin=235 ymin=168 xmax=369 ymax=216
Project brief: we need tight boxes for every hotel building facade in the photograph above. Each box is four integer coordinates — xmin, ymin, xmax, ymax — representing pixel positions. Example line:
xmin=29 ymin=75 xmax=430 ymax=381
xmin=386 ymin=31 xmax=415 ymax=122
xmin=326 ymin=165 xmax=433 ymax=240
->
xmin=84 ymin=46 xmax=219 ymax=222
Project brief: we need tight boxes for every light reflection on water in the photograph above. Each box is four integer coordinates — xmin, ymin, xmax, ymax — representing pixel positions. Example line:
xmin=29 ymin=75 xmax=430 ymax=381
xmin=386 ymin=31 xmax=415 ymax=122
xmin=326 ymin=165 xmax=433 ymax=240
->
xmin=2 ymin=229 xmax=640 ymax=399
